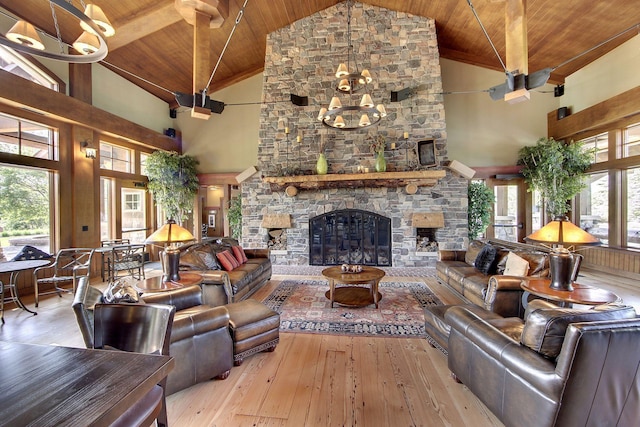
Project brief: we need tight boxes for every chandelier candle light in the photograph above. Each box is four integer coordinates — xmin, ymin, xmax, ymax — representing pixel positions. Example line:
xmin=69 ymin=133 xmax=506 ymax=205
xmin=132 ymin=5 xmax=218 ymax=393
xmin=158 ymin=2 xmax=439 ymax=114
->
xmin=1 ymin=0 xmax=114 ymax=63
xmin=317 ymin=0 xmax=386 ymax=131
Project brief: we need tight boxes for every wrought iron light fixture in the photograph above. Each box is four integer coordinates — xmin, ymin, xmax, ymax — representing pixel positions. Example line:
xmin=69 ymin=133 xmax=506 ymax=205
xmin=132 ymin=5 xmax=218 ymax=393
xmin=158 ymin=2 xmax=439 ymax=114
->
xmin=80 ymin=140 xmax=97 ymax=159
xmin=317 ymin=0 xmax=386 ymax=131
xmin=0 ymin=0 xmax=114 ymax=63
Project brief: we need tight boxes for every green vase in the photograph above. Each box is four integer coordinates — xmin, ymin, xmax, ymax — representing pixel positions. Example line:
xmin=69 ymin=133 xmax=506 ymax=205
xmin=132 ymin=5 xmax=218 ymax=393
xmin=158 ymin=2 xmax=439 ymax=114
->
xmin=316 ymin=153 xmax=328 ymax=175
xmin=375 ymin=151 xmax=386 ymax=172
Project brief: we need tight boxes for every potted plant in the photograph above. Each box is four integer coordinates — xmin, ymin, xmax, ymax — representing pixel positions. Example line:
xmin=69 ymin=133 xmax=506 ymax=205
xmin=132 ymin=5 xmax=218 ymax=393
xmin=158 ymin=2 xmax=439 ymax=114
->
xmin=145 ymin=151 xmax=199 ymax=225
xmin=370 ymin=134 xmax=386 ymax=172
xmin=517 ymin=137 xmax=592 ymax=218
xmin=227 ymin=194 xmax=242 ymax=240
xmin=468 ymin=181 xmax=494 ymax=240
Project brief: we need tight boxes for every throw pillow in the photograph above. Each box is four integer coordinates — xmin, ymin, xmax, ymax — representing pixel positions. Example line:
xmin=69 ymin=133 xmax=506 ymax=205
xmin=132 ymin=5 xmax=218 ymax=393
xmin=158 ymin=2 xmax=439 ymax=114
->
xmin=503 ymin=251 xmax=530 ymax=276
xmin=474 ymin=244 xmax=497 ymax=275
xmin=216 ymin=250 xmax=240 ymax=271
xmin=197 ymin=250 xmax=220 ymax=270
xmin=232 ymin=245 xmax=248 ymax=264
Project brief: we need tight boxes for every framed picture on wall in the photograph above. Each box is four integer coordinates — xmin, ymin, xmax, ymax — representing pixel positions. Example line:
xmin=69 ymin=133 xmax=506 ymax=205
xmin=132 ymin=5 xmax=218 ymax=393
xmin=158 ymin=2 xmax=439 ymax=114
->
xmin=208 ymin=212 xmax=216 ymax=229
xmin=418 ymin=140 xmax=436 ymax=166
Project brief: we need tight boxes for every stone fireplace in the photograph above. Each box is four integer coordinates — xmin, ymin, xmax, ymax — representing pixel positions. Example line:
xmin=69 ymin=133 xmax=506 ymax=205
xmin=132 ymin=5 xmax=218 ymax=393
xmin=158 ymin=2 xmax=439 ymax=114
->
xmin=309 ymin=209 xmax=391 ymax=266
xmin=240 ymin=2 xmax=469 ymax=267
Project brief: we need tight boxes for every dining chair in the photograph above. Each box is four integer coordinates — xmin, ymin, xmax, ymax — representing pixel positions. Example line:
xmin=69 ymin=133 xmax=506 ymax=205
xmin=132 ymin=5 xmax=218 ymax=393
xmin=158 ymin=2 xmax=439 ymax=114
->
xmin=94 ymin=303 xmax=175 ymax=427
xmin=108 ymin=244 xmax=146 ymax=282
xmin=100 ymin=239 xmax=131 ymax=281
xmin=32 ymin=248 xmax=94 ymax=307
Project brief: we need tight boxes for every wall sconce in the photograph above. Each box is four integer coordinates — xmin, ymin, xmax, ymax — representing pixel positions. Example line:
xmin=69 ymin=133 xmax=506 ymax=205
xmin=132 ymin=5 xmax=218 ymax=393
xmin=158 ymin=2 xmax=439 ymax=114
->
xmin=80 ymin=140 xmax=97 ymax=159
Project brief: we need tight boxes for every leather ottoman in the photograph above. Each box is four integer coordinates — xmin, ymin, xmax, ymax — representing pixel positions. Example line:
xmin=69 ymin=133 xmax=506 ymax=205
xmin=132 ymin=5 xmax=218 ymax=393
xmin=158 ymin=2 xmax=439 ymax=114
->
xmin=225 ymin=299 xmax=280 ymax=365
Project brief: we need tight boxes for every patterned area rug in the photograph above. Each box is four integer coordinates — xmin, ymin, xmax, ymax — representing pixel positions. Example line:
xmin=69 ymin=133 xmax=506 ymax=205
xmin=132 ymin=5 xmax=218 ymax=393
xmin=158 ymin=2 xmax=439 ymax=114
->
xmin=262 ymin=279 xmax=442 ymax=338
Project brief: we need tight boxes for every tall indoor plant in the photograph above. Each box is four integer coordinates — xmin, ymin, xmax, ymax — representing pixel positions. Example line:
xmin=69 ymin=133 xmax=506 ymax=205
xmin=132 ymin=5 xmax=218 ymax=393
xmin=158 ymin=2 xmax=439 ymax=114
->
xmin=468 ymin=181 xmax=495 ymax=240
xmin=227 ymin=194 xmax=242 ymax=240
xmin=517 ymin=137 xmax=592 ymax=218
xmin=145 ymin=151 xmax=199 ymax=225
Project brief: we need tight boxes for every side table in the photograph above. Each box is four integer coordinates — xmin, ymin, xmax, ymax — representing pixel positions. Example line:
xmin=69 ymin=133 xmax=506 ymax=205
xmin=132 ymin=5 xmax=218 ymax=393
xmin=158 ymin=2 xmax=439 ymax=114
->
xmin=322 ymin=266 xmax=385 ymax=308
xmin=134 ymin=272 xmax=203 ymax=293
xmin=521 ymin=278 xmax=620 ymax=307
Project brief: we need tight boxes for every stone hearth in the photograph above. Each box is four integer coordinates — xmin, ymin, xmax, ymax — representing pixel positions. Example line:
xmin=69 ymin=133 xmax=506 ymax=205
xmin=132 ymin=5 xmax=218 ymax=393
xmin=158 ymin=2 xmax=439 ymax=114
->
xmin=239 ymin=2 xmax=469 ymax=267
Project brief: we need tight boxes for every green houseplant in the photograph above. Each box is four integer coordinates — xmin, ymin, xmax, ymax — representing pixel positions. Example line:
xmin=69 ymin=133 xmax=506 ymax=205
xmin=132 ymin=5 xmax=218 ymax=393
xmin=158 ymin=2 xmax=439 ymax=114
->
xmin=468 ymin=181 xmax=495 ymax=240
xmin=145 ymin=151 xmax=199 ymax=225
xmin=227 ymin=194 xmax=242 ymax=240
xmin=517 ymin=137 xmax=592 ymax=218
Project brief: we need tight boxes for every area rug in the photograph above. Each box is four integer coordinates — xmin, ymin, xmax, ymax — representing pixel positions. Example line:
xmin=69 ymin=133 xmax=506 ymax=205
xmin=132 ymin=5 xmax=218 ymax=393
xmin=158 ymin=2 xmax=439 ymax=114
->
xmin=262 ymin=279 xmax=443 ymax=338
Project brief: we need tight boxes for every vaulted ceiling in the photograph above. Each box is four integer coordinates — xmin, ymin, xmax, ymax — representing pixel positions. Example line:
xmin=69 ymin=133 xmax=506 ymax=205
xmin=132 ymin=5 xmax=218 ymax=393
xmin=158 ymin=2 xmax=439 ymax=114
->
xmin=2 ymin=0 xmax=638 ymax=105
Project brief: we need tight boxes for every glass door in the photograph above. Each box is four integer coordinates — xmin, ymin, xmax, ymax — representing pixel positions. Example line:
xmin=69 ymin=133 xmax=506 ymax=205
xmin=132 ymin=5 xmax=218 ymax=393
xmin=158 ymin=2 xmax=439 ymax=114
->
xmin=487 ymin=178 xmax=526 ymax=242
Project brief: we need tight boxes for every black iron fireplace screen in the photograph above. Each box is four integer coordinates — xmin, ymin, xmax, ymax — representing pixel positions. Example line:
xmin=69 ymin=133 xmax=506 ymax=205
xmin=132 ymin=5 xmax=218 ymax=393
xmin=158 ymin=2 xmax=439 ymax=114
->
xmin=309 ymin=209 xmax=391 ymax=266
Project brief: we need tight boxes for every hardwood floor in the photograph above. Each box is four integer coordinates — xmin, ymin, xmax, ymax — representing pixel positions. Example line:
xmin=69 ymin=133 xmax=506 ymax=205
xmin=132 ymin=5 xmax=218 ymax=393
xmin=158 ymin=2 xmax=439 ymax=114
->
xmin=1 ymin=267 xmax=637 ymax=426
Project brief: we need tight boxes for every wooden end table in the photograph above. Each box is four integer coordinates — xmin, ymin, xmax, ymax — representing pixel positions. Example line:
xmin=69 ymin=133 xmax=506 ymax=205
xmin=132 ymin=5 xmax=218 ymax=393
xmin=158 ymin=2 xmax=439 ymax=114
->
xmin=134 ymin=272 xmax=203 ymax=293
xmin=521 ymin=278 xmax=620 ymax=307
xmin=322 ymin=266 xmax=385 ymax=308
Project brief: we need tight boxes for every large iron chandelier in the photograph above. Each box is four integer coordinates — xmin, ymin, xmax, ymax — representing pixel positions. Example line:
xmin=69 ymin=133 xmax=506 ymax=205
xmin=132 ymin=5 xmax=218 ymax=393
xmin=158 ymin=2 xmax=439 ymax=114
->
xmin=0 ymin=0 xmax=114 ymax=63
xmin=317 ymin=0 xmax=386 ymax=131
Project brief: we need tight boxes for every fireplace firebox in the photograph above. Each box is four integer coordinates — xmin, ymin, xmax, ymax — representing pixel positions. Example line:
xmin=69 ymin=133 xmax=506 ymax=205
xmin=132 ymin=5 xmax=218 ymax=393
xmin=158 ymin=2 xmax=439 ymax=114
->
xmin=309 ymin=209 xmax=391 ymax=266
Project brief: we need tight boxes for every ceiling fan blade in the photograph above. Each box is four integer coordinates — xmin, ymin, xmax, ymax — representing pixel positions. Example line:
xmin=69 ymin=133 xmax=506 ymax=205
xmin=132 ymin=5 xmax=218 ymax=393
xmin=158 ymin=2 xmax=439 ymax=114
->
xmin=488 ymin=81 xmax=509 ymax=100
xmin=526 ymin=67 xmax=552 ymax=89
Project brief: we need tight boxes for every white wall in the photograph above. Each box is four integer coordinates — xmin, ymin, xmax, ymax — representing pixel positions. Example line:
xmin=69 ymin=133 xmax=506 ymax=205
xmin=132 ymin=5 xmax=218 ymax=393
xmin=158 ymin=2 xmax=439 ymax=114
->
xmin=440 ymin=59 xmax=559 ymax=167
xmin=92 ymin=64 xmax=173 ymax=135
xmin=562 ymin=35 xmax=640 ymax=114
xmin=177 ymin=73 xmax=263 ymax=173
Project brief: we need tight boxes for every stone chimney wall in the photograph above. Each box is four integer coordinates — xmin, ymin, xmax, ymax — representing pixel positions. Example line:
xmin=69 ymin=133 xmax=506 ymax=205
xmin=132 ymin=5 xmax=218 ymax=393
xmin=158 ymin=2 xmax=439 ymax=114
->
xmin=241 ymin=2 xmax=469 ymax=266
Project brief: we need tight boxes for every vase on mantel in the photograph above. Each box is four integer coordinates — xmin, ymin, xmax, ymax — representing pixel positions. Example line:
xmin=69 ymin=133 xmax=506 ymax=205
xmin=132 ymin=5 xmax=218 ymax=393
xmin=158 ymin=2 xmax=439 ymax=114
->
xmin=316 ymin=153 xmax=328 ymax=175
xmin=374 ymin=151 xmax=386 ymax=172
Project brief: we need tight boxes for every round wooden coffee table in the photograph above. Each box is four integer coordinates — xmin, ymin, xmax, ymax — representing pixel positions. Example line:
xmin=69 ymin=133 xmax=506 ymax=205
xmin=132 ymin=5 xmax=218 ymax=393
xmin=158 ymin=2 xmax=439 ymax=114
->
xmin=322 ymin=266 xmax=385 ymax=308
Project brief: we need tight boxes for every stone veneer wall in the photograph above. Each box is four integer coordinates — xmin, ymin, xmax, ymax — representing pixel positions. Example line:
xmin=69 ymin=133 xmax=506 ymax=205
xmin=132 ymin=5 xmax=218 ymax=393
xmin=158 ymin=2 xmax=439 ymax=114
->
xmin=241 ymin=2 xmax=468 ymax=266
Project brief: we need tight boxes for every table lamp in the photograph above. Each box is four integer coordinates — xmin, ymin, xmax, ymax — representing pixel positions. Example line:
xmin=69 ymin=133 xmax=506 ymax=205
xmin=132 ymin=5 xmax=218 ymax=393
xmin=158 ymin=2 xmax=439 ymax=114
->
xmin=525 ymin=216 xmax=601 ymax=291
xmin=145 ymin=219 xmax=194 ymax=282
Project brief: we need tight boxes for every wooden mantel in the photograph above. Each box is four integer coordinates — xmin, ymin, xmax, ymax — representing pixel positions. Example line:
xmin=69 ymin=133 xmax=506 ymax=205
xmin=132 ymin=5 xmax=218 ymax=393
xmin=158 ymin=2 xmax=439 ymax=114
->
xmin=263 ymin=170 xmax=446 ymax=195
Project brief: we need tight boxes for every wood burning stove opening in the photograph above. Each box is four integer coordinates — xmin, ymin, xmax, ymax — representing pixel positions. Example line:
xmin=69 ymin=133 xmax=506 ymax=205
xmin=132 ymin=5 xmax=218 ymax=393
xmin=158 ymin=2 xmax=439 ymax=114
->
xmin=309 ymin=209 xmax=391 ymax=266
xmin=416 ymin=228 xmax=438 ymax=252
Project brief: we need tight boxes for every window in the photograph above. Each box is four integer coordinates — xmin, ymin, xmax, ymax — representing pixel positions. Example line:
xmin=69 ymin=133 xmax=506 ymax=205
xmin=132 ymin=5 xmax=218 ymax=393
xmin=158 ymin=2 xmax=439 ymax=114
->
xmin=100 ymin=177 xmax=114 ymax=241
xmin=623 ymin=123 xmax=640 ymax=158
xmin=578 ymin=172 xmax=609 ymax=245
xmin=0 ymin=165 xmax=52 ymax=258
xmin=0 ymin=46 xmax=58 ymax=90
xmin=581 ymin=131 xmax=608 ymax=163
xmin=0 ymin=113 xmax=57 ymax=160
xmin=100 ymin=142 xmax=132 ymax=173
xmin=122 ymin=188 xmax=146 ymax=243
xmin=626 ymin=167 xmax=640 ymax=249
xmin=140 ymin=152 xmax=149 ymax=176
xmin=124 ymin=192 xmax=141 ymax=211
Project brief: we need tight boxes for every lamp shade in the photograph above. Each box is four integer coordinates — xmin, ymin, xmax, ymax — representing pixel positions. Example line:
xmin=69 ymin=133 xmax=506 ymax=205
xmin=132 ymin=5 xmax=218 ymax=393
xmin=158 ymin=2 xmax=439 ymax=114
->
xmin=145 ymin=220 xmax=194 ymax=245
xmin=526 ymin=216 xmax=601 ymax=247
xmin=73 ymin=31 xmax=100 ymax=55
xmin=6 ymin=21 xmax=45 ymax=50
xmin=80 ymin=4 xmax=116 ymax=37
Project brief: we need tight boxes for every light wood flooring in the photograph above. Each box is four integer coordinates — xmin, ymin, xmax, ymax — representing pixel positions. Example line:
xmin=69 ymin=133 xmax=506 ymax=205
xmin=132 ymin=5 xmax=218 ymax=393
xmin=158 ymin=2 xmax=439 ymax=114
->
xmin=1 ymin=267 xmax=637 ymax=426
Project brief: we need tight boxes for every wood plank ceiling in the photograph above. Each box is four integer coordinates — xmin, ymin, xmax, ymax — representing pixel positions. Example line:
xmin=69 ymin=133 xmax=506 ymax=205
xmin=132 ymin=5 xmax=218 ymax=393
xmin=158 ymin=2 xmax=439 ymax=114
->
xmin=1 ymin=0 xmax=638 ymax=105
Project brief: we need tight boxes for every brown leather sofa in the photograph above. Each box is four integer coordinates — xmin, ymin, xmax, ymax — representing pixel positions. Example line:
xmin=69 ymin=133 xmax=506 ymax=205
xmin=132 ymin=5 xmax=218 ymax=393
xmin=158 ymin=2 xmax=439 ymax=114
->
xmin=445 ymin=303 xmax=640 ymax=427
xmin=73 ymin=278 xmax=234 ymax=395
xmin=436 ymin=239 xmax=549 ymax=317
xmin=178 ymin=238 xmax=272 ymax=307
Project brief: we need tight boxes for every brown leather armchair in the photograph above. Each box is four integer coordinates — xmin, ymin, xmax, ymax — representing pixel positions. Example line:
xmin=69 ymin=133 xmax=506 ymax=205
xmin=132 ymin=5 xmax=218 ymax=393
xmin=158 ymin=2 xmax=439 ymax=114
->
xmin=73 ymin=278 xmax=234 ymax=395
xmin=445 ymin=304 xmax=640 ymax=427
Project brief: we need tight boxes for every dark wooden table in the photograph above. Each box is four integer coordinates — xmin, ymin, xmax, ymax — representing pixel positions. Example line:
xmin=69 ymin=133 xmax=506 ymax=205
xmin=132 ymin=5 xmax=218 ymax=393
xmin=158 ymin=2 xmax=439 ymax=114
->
xmin=322 ymin=266 xmax=385 ymax=308
xmin=0 ymin=259 xmax=51 ymax=321
xmin=521 ymin=278 xmax=620 ymax=306
xmin=134 ymin=272 xmax=203 ymax=293
xmin=0 ymin=340 xmax=174 ymax=427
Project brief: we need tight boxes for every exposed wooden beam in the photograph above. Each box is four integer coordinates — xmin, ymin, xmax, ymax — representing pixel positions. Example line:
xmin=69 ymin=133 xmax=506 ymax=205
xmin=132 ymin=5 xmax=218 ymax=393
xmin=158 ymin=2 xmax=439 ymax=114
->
xmin=109 ymin=3 xmax=183 ymax=51
xmin=547 ymin=86 xmax=640 ymax=141
xmin=0 ymin=70 xmax=180 ymax=152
